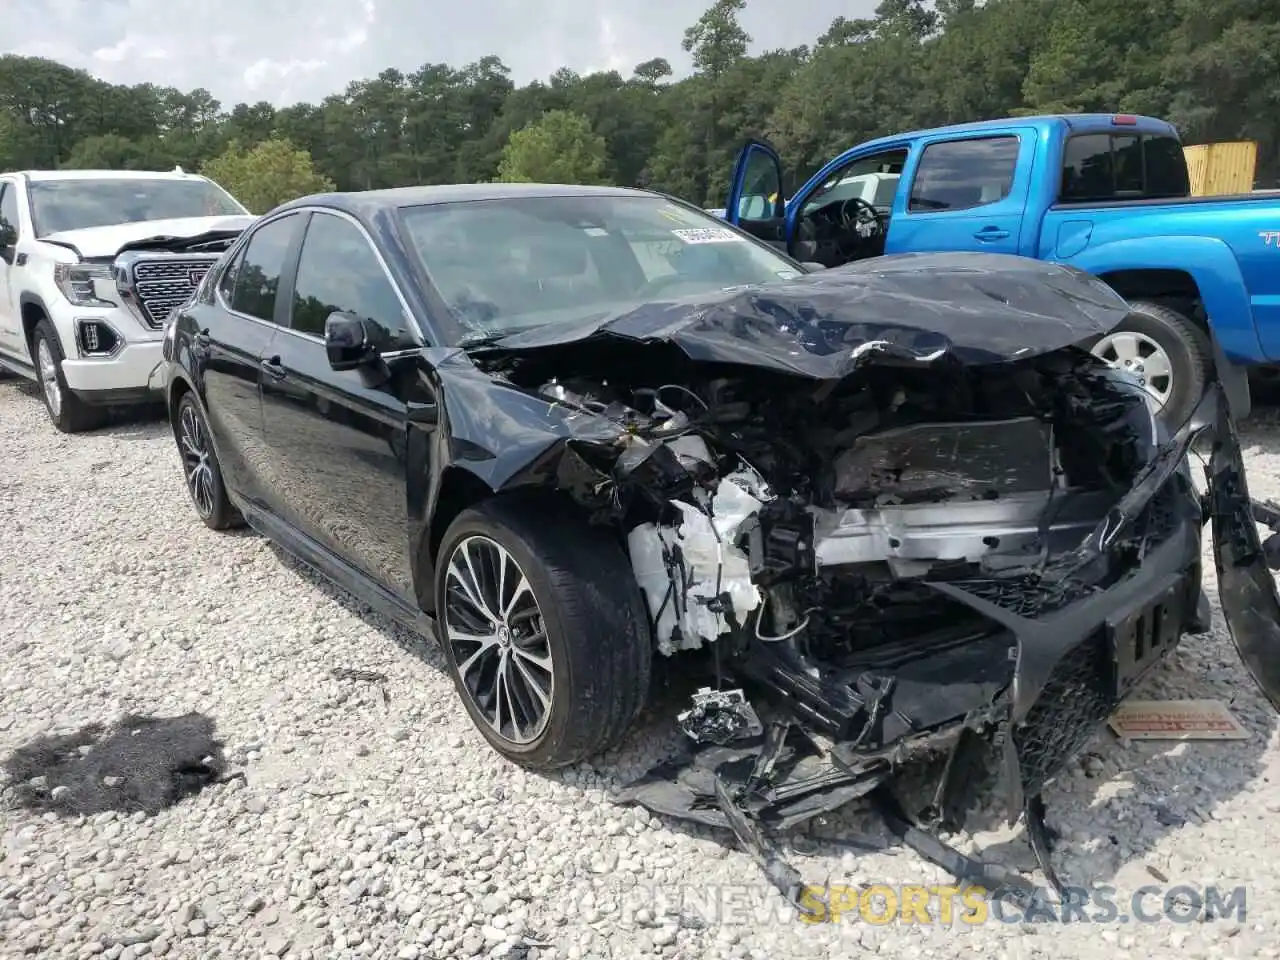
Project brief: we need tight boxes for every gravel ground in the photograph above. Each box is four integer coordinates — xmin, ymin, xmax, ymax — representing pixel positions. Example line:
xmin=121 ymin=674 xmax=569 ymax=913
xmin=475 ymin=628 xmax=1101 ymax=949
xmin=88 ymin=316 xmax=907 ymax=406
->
xmin=3 ymin=375 xmax=1280 ymax=960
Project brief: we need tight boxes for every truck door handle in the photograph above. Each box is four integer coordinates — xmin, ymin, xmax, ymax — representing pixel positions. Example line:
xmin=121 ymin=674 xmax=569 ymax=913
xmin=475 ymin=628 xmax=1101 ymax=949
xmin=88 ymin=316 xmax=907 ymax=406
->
xmin=974 ymin=227 xmax=1010 ymax=241
xmin=260 ymin=356 xmax=287 ymax=380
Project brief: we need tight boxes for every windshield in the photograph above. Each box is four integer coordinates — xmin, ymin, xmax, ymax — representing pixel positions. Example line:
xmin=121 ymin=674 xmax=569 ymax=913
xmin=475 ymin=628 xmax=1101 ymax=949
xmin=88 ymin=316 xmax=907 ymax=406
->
xmin=30 ymin=178 xmax=248 ymax=237
xmin=397 ymin=195 xmax=805 ymax=344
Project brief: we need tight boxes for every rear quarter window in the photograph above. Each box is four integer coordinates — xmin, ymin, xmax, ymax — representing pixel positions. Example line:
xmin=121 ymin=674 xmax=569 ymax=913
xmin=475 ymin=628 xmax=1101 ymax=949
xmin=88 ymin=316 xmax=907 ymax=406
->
xmin=1060 ymin=133 xmax=1189 ymax=202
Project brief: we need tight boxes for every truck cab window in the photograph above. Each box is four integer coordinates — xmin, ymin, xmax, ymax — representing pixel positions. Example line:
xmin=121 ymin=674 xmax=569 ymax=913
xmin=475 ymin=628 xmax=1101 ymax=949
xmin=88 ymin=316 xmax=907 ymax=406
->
xmin=908 ymin=136 xmax=1020 ymax=213
xmin=1060 ymin=133 xmax=1190 ymax=202
xmin=0 ymin=183 xmax=19 ymax=248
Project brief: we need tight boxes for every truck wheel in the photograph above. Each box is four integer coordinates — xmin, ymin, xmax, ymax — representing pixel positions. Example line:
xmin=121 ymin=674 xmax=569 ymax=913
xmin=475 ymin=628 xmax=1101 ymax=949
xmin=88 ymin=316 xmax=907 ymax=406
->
xmin=31 ymin=319 xmax=105 ymax=434
xmin=1090 ymin=300 xmax=1210 ymax=428
xmin=435 ymin=495 xmax=652 ymax=770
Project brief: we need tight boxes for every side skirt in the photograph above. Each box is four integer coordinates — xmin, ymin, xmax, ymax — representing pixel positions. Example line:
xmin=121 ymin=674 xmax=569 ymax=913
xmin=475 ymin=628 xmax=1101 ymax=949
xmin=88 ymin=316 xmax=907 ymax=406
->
xmin=233 ymin=495 xmax=436 ymax=642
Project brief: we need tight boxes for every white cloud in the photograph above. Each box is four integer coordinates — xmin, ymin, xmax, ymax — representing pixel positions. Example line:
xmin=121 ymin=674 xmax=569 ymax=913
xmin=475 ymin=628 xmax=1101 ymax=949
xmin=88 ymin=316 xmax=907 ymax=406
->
xmin=4 ymin=0 xmax=875 ymax=108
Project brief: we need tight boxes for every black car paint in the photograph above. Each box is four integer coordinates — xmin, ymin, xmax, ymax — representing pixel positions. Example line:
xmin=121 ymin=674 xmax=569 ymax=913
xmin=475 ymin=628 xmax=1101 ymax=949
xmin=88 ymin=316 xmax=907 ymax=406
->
xmin=259 ymin=328 xmax=421 ymax=601
xmin=163 ymin=183 xmax=1280 ymax=734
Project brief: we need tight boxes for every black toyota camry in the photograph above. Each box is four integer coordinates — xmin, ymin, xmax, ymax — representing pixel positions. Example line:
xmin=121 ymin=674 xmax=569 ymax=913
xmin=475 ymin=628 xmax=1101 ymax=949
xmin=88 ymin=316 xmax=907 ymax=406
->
xmin=160 ymin=182 xmax=1280 ymax=898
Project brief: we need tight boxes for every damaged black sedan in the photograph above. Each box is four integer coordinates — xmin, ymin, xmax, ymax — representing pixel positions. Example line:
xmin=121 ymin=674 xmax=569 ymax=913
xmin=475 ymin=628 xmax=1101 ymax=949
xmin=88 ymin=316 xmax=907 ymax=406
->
xmin=161 ymin=183 xmax=1280 ymax=900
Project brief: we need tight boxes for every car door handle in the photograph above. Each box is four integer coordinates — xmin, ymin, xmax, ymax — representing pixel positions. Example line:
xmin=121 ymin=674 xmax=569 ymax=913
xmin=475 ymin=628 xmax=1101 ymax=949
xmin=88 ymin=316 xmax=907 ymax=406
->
xmin=191 ymin=328 xmax=211 ymax=358
xmin=260 ymin=356 xmax=287 ymax=380
xmin=974 ymin=228 xmax=1011 ymax=241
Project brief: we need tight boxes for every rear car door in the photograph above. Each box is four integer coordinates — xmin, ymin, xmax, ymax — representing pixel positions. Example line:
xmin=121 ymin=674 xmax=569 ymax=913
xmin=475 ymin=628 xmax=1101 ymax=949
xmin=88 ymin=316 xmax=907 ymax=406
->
xmin=259 ymin=209 xmax=423 ymax=602
xmin=199 ymin=212 xmax=306 ymax=505
xmin=883 ymin=132 xmax=1032 ymax=256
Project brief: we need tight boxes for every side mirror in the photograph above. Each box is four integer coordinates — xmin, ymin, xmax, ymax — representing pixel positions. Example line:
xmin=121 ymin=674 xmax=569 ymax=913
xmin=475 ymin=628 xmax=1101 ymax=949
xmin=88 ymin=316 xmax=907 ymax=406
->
xmin=324 ymin=311 xmax=381 ymax=371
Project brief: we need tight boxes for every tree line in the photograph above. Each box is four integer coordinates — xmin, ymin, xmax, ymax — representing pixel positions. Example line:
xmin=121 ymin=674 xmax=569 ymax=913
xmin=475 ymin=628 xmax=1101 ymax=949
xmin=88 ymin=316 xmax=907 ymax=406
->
xmin=1 ymin=0 xmax=1276 ymax=212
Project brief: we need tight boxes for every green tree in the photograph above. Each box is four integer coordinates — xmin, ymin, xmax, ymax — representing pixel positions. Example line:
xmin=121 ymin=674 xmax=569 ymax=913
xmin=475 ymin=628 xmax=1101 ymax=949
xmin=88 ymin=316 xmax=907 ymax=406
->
xmin=496 ymin=110 xmax=609 ymax=184
xmin=200 ymin=138 xmax=335 ymax=213
xmin=62 ymin=134 xmax=170 ymax=170
xmin=6 ymin=1 xmax=1280 ymax=197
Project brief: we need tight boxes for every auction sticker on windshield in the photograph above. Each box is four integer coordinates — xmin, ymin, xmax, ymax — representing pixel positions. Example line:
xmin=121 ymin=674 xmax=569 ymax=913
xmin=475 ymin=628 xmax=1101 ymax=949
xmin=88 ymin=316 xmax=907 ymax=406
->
xmin=672 ymin=227 xmax=746 ymax=244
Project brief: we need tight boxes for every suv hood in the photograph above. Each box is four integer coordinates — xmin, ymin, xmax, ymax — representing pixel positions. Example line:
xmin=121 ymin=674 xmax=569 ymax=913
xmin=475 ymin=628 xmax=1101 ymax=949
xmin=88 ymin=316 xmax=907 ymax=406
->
xmin=469 ymin=252 xmax=1133 ymax=375
xmin=38 ymin=215 xmax=257 ymax=259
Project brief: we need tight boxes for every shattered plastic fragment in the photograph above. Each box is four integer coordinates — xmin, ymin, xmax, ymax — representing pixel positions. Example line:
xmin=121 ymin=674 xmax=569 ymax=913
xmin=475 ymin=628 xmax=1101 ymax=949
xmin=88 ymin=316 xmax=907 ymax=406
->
xmin=677 ymin=688 xmax=764 ymax=744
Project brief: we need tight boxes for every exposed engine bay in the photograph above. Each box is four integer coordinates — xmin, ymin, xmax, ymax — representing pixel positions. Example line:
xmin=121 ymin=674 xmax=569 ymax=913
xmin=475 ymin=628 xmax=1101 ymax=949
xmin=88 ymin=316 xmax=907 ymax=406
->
xmin=482 ymin=340 xmax=1223 ymax=908
xmin=521 ymin=346 xmax=1165 ymax=658
xmin=454 ymin=256 xmax=1280 ymax=914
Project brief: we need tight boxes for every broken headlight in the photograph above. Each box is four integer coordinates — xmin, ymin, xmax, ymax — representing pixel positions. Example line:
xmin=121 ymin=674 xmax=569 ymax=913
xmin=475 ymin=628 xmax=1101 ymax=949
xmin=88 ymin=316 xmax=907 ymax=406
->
xmin=1103 ymin=366 xmax=1165 ymax=456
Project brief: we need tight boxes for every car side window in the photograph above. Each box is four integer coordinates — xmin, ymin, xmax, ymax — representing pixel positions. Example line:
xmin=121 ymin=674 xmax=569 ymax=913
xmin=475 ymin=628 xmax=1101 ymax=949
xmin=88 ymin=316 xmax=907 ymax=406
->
xmin=908 ymin=136 xmax=1020 ymax=213
xmin=0 ymin=182 xmax=20 ymax=245
xmin=230 ymin=214 xmax=301 ymax=323
xmin=290 ymin=212 xmax=415 ymax=348
xmin=216 ymin=248 xmax=244 ymax=303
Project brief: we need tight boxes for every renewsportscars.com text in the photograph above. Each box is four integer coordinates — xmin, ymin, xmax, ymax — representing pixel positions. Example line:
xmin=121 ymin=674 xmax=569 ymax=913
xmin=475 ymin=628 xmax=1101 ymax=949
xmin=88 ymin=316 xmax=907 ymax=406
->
xmin=796 ymin=883 xmax=1247 ymax=925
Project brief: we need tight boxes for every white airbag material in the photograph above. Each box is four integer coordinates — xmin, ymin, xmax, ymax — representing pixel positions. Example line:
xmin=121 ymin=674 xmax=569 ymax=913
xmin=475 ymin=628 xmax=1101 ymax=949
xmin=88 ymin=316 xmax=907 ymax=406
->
xmin=627 ymin=462 xmax=772 ymax=655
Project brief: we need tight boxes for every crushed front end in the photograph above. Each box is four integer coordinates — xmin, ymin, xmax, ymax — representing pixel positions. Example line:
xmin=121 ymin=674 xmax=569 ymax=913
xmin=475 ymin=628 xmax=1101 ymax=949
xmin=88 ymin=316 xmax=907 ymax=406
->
xmin=545 ymin=348 xmax=1204 ymax=898
xmin=457 ymin=259 xmax=1280 ymax=908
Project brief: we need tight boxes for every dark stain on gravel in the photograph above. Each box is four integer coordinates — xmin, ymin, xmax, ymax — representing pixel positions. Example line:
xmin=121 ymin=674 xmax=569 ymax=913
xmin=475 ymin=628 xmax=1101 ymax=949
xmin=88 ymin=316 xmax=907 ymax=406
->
xmin=2 ymin=712 xmax=231 ymax=815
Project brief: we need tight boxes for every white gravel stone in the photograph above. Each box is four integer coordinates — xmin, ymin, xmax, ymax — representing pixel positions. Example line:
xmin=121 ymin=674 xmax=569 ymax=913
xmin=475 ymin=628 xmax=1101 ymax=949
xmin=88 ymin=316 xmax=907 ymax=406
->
xmin=3 ymin=383 xmax=1280 ymax=959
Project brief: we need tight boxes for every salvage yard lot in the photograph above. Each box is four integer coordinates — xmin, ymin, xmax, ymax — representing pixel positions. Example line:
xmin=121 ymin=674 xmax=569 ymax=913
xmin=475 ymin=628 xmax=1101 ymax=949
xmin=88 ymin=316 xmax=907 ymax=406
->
xmin=3 ymin=377 xmax=1280 ymax=960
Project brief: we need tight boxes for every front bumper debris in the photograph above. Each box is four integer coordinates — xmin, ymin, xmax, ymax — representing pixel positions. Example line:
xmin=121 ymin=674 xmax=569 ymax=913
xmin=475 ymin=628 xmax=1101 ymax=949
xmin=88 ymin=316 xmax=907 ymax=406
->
xmin=614 ymin=380 xmax=1280 ymax=913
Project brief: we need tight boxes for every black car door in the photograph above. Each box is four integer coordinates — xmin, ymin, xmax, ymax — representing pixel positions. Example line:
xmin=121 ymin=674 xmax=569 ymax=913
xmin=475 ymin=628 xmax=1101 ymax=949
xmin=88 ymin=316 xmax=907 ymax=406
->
xmin=259 ymin=209 xmax=426 ymax=602
xmin=195 ymin=212 xmax=305 ymax=505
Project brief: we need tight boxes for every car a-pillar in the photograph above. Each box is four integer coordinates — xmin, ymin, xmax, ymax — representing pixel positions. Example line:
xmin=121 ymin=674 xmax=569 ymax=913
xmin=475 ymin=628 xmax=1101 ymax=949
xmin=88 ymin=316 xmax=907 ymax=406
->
xmin=1090 ymin=270 xmax=1217 ymax=428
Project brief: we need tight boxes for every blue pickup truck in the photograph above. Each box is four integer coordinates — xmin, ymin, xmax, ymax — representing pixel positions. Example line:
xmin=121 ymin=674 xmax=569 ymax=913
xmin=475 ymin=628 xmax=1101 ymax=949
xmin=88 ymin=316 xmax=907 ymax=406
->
xmin=724 ymin=114 xmax=1280 ymax=426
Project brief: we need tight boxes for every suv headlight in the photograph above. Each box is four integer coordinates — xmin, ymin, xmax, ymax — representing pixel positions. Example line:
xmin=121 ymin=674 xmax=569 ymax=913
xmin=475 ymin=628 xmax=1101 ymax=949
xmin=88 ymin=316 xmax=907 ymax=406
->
xmin=53 ymin=262 xmax=115 ymax=308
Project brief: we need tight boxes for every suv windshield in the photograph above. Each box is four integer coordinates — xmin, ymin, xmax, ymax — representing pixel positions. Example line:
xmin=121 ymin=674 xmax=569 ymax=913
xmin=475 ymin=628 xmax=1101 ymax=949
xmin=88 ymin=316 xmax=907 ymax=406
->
xmin=30 ymin=178 xmax=247 ymax=236
xmin=398 ymin=195 xmax=805 ymax=343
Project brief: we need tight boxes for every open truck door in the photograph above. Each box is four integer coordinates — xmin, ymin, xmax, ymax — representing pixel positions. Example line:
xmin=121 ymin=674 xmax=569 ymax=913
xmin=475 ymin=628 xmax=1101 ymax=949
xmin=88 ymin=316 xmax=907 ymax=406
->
xmin=725 ymin=139 xmax=791 ymax=252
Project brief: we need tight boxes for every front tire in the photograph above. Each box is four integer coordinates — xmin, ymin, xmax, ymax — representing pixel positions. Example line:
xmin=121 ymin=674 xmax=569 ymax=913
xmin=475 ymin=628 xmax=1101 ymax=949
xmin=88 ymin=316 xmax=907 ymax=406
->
xmin=31 ymin=319 xmax=105 ymax=434
xmin=174 ymin=392 xmax=242 ymax=530
xmin=435 ymin=496 xmax=652 ymax=770
xmin=1090 ymin=301 xmax=1211 ymax=428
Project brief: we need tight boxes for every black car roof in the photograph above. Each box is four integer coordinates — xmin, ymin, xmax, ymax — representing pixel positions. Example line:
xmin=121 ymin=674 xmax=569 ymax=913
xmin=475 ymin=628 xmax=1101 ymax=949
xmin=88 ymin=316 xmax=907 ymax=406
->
xmin=273 ymin=182 xmax=660 ymax=217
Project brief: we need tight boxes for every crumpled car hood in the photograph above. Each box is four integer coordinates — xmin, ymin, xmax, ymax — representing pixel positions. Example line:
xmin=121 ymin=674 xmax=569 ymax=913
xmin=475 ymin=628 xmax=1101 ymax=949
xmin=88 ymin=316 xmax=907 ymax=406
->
xmin=39 ymin=215 xmax=257 ymax=259
xmin=475 ymin=251 xmax=1132 ymax=377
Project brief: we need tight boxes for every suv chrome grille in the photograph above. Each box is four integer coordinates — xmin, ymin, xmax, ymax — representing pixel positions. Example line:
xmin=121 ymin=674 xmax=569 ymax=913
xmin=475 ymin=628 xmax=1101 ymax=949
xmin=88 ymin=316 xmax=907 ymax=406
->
xmin=114 ymin=252 xmax=221 ymax=329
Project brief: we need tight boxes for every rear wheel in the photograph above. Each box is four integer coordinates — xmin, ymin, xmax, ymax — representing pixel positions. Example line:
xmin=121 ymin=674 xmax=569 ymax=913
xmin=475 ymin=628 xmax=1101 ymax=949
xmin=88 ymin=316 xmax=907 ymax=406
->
xmin=31 ymin=319 xmax=105 ymax=434
xmin=174 ymin=392 xmax=243 ymax=530
xmin=435 ymin=496 xmax=652 ymax=770
xmin=1090 ymin=300 xmax=1210 ymax=428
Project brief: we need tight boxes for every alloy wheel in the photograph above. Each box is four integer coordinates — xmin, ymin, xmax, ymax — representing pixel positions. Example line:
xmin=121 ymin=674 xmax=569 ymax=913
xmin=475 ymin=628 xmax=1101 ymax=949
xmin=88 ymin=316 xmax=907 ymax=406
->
xmin=1091 ymin=330 xmax=1173 ymax=408
xmin=179 ymin=402 xmax=216 ymax=519
xmin=443 ymin=535 xmax=554 ymax=745
xmin=37 ymin=339 xmax=61 ymax=420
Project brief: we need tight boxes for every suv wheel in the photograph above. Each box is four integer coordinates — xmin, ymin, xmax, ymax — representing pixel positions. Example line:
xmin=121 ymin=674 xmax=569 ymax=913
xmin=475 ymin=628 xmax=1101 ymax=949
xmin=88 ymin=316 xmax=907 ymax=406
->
xmin=175 ymin=392 xmax=243 ymax=530
xmin=32 ymin=319 xmax=104 ymax=433
xmin=435 ymin=497 xmax=651 ymax=770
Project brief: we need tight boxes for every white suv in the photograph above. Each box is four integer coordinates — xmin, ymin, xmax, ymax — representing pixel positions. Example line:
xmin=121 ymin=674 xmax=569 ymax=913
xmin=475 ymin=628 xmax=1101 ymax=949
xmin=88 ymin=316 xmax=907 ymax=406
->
xmin=0 ymin=169 xmax=254 ymax=432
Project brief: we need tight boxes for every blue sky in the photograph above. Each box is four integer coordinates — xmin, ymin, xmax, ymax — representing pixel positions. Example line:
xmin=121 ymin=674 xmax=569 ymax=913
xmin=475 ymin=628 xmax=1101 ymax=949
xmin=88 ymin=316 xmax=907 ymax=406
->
xmin=3 ymin=0 xmax=879 ymax=108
